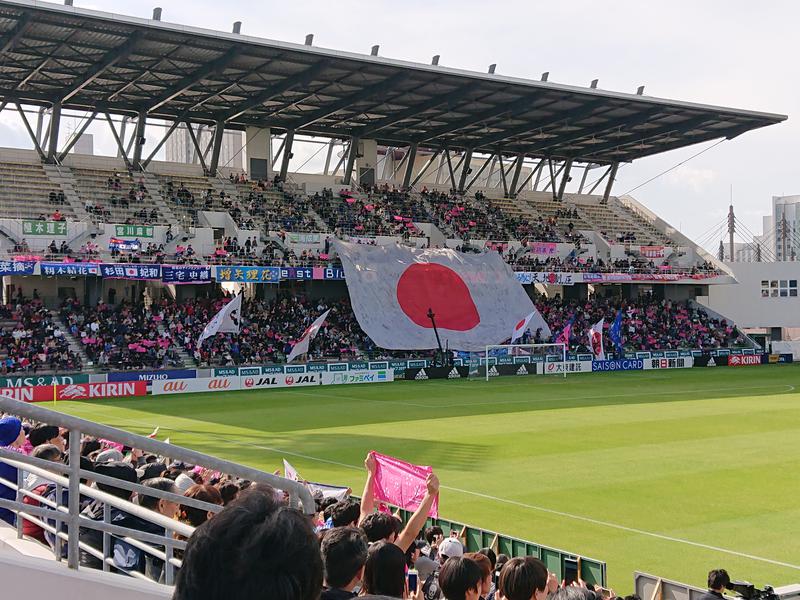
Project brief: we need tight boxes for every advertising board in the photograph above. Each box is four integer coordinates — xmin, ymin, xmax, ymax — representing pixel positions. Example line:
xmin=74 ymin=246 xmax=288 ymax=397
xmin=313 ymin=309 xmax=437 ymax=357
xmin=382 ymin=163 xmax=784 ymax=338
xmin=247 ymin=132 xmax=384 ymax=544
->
xmin=642 ymin=357 xmax=694 ymax=370
xmin=152 ymin=377 xmax=241 ymax=395
xmin=591 ymin=359 xmax=644 ymax=372
xmin=240 ymin=373 xmax=320 ymax=389
xmin=728 ymin=355 xmax=761 ymax=367
xmin=320 ymin=370 xmax=394 ymax=385
xmin=107 ymin=369 xmax=197 ymax=382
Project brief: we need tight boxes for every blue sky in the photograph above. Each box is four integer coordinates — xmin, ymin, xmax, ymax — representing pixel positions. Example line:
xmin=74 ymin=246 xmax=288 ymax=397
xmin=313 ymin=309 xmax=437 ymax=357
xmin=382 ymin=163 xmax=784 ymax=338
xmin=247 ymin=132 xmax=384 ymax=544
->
xmin=1 ymin=0 xmax=795 ymax=249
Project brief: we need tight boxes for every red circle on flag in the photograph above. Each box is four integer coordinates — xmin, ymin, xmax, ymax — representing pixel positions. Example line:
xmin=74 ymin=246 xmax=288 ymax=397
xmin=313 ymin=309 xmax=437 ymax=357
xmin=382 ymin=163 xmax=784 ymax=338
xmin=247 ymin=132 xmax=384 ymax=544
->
xmin=396 ymin=263 xmax=480 ymax=331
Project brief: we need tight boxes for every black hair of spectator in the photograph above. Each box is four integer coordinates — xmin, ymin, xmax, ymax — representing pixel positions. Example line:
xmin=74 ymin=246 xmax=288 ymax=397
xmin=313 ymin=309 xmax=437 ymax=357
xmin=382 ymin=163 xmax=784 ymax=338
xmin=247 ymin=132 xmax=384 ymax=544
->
xmin=65 ymin=454 xmax=94 ymax=485
xmin=478 ymin=547 xmax=497 ymax=569
xmin=329 ymin=499 xmax=360 ymax=527
xmin=140 ymin=461 xmax=167 ymax=481
xmin=31 ymin=443 xmax=62 ymax=462
xmin=361 ymin=512 xmax=401 ymax=543
xmin=218 ymin=481 xmax=240 ymax=506
xmin=362 ymin=540 xmax=406 ymax=598
xmin=425 ymin=525 xmax=444 ymax=544
xmin=550 ymin=587 xmax=600 ymax=600
xmin=320 ymin=526 xmax=368 ymax=589
xmin=173 ymin=488 xmax=323 ymax=600
xmin=28 ymin=424 xmax=60 ymax=447
xmin=94 ymin=461 xmax=138 ymax=500
xmin=317 ymin=496 xmax=337 ymax=515
xmin=139 ymin=477 xmax=179 ymax=511
xmin=439 ymin=556 xmax=483 ymax=600
xmin=708 ymin=570 xmax=730 ymax=590
xmin=498 ymin=557 xmax=548 ymax=600
xmin=80 ymin=438 xmax=102 ymax=457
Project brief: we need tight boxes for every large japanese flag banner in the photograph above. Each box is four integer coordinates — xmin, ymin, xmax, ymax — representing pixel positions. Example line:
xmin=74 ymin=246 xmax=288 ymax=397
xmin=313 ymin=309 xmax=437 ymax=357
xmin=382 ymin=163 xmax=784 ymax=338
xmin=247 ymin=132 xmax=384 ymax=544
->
xmin=335 ymin=241 xmax=539 ymax=351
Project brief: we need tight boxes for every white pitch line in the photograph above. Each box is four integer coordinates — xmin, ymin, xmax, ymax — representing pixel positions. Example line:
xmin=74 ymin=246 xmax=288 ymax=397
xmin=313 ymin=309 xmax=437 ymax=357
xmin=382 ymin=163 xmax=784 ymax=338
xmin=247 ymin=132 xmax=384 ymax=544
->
xmin=63 ymin=383 xmax=800 ymax=571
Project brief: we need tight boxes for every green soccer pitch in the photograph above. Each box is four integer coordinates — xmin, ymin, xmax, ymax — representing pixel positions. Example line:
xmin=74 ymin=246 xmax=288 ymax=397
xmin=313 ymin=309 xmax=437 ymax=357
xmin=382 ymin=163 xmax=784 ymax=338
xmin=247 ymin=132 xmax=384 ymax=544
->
xmin=51 ymin=365 xmax=800 ymax=592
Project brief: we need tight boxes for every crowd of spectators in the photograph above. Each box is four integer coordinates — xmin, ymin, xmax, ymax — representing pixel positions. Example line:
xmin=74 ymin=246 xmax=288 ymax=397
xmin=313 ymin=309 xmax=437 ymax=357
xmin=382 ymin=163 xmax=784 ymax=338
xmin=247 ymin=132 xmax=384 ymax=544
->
xmin=310 ymin=186 xmax=427 ymax=237
xmin=531 ymin=295 xmax=748 ymax=352
xmin=0 ymin=292 xmax=81 ymax=373
xmin=158 ymin=293 xmax=380 ymax=366
xmin=59 ymin=298 xmax=182 ymax=370
xmin=422 ymin=189 xmax=511 ymax=241
xmin=0 ymin=419 xmax=653 ymax=600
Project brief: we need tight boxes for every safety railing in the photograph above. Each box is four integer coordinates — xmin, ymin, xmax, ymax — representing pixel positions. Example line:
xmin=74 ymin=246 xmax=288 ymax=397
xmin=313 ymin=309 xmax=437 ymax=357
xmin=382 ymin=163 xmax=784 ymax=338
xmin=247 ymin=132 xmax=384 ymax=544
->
xmin=394 ymin=507 xmax=607 ymax=586
xmin=0 ymin=396 xmax=315 ymax=584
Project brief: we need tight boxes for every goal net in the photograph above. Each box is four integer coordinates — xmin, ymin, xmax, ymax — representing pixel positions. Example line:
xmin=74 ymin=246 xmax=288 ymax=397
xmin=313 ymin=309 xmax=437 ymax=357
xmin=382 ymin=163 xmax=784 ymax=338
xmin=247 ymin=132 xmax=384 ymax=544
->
xmin=480 ymin=343 xmax=567 ymax=381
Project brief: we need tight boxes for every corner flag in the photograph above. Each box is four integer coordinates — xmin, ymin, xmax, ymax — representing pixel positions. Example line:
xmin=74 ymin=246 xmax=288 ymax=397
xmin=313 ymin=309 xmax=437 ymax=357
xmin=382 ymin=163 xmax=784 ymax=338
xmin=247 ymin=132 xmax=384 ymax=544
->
xmin=199 ymin=294 xmax=242 ymax=344
xmin=286 ymin=309 xmax=331 ymax=363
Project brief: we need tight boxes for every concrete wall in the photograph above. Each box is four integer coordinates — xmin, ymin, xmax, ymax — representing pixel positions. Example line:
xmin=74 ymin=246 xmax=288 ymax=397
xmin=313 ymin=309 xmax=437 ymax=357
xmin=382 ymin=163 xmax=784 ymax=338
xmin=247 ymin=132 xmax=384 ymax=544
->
xmin=699 ymin=261 xmax=800 ymax=328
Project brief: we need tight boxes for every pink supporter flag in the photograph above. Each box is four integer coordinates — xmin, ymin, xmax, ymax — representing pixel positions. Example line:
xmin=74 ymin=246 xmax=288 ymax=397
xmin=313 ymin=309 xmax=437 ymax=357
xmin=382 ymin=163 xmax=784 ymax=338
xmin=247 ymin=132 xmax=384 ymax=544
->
xmin=371 ymin=451 xmax=438 ymax=518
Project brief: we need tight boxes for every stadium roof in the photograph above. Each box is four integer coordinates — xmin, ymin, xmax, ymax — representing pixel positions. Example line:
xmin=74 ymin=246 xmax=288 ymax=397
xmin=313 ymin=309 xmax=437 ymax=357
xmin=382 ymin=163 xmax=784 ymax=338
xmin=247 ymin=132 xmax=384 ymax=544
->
xmin=0 ymin=0 xmax=787 ymax=164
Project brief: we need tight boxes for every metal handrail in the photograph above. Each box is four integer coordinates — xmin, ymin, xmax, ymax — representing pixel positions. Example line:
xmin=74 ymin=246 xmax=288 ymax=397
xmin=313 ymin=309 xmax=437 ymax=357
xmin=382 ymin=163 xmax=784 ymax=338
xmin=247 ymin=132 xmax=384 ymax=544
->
xmin=0 ymin=396 xmax=315 ymax=515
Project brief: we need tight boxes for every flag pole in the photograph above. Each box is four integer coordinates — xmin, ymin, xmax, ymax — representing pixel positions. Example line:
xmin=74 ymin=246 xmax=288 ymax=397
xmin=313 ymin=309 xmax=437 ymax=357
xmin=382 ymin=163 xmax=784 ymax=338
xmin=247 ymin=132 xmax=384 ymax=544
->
xmin=53 ymin=382 xmax=57 ymax=406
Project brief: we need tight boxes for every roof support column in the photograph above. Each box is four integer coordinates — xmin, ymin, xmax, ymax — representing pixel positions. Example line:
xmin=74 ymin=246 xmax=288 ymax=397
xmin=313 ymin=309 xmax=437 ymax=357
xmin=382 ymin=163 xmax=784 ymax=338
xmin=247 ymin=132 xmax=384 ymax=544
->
xmin=131 ymin=109 xmax=147 ymax=171
xmin=411 ymin=149 xmax=441 ymax=188
xmin=602 ymin=161 xmax=619 ymax=204
xmin=15 ymin=103 xmax=46 ymax=161
xmin=557 ymin=158 xmax=573 ymax=201
xmin=402 ymin=144 xmax=418 ymax=189
xmin=185 ymin=122 xmax=209 ymax=175
xmin=208 ymin=119 xmax=226 ymax=177
xmin=105 ymin=113 xmax=131 ymax=170
xmin=279 ymin=129 xmax=295 ymax=181
xmin=515 ymin=159 xmax=544 ymax=195
xmin=508 ymin=152 xmax=525 ymax=197
xmin=444 ymin=149 xmax=456 ymax=191
xmin=142 ymin=119 xmax=182 ymax=170
xmin=342 ymin=135 xmax=359 ymax=186
xmin=465 ymin=153 xmax=493 ymax=192
xmin=577 ymin=164 xmax=591 ymax=194
xmin=498 ymin=155 xmax=509 ymax=197
xmin=457 ymin=149 xmax=473 ymax=193
xmin=57 ymin=112 xmax=97 ymax=163
xmin=547 ymin=158 xmax=557 ymax=200
xmin=323 ymin=140 xmax=335 ymax=176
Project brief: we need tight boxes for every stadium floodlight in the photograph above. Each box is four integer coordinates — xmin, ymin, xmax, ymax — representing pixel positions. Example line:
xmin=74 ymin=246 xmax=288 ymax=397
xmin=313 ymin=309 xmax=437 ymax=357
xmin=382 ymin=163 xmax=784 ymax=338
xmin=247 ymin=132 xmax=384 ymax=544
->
xmin=488 ymin=64 xmax=497 ymax=74
xmin=541 ymin=72 xmax=549 ymax=81
xmin=590 ymin=79 xmax=599 ymax=89
xmin=152 ymin=7 xmax=162 ymax=21
xmin=431 ymin=55 xmax=440 ymax=65
xmin=233 ymin=22 xmax=242 ymax=34
xmin=483 ymin=343 xmax=567 ymax=381
xmin=637 ymin=86 xmax=645 ymax=95
xmin=371 ymin=45 xmax=380 ymax=56
xmin=64 ymin=0 xmax=73 ymax=5
xmin=305 ymin=34 xmax=314 ymax=46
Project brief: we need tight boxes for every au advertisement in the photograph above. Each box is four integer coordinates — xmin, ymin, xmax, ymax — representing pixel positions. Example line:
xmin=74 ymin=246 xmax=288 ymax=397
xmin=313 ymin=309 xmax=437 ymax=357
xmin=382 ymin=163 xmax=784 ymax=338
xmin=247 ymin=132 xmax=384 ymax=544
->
xmin=152 ymin=377 xmax=241 ymax=395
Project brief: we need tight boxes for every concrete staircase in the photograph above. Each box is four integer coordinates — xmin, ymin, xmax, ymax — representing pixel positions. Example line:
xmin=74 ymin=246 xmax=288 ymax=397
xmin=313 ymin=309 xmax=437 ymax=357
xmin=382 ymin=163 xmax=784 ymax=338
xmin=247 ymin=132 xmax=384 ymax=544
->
xmin=209 ymin=177 xmax=255 ymax=225
xmin=307 ymin=206 xmax=329 ymax=232
xmin=139 ymin=172 xmax=179 ymax=224
xmin=41 ymin=164 xmax=89 ymax=221
xmin=53 ymin=310 xmax=93 ymax=369
xmin=156 ymin=321 xmax=191 ymax=367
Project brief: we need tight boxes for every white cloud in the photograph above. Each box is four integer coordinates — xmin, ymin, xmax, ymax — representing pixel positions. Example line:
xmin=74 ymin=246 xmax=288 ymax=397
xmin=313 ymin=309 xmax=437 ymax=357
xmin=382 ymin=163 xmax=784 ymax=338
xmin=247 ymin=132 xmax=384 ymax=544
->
xmin=664 ymin=167 xmax=718 ymax=193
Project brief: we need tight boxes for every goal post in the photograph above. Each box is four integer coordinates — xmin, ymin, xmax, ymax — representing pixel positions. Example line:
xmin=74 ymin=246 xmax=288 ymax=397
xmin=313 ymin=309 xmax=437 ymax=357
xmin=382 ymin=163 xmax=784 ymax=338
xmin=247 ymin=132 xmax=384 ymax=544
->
xmin=483 ymin=343 xmax=567 ymax=381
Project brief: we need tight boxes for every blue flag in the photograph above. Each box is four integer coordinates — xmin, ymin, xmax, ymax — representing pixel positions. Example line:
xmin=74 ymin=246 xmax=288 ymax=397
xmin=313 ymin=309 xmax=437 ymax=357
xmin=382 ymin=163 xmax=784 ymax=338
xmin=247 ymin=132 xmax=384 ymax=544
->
xmin=609 ymin=310 xmax=624 ymax=355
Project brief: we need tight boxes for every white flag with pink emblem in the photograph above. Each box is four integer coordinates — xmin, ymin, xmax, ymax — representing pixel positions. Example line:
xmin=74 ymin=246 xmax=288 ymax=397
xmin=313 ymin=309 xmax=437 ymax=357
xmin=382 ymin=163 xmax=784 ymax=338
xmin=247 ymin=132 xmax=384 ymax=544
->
xmin=588 ymin=317 xmax=605 ymax=360
xmin=335 ymin=241 xmax=537 ymax=351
